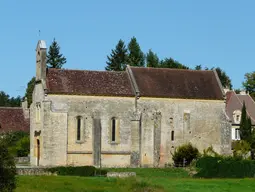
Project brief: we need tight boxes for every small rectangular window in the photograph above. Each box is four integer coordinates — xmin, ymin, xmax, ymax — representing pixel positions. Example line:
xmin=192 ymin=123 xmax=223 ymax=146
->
xmin=171 ymin=131 xmax=174 ymax=141
xmin=111 ymin=118 xmax=116 ymax=142
xmin=235 ymin=128 xmax=240 ymax=140
xmin=77 ymin=117 xmax=81 ymax=141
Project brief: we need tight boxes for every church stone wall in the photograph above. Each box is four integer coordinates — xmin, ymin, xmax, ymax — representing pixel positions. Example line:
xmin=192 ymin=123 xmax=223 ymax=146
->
xmin=137 ymin=98 xmax=231 ymax=167
xmin=47 ymin=95 xmax=135 ymax=167
xmin=31 ymin=92 xmax=231 ymax=167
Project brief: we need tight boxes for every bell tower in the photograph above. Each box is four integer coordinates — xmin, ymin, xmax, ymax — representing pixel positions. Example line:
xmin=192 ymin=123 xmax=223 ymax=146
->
xmin=36 ymin=40 xmax=47 ymax=81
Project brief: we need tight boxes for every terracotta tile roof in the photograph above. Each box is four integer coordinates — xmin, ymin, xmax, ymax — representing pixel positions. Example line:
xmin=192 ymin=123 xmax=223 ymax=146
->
xmin=225 ymin=91 xmax=255 ymax=124
xmin=46 ymin=68 xmax=134 ymax=97
xmin=0 ymin=107 xmax=29 ymax=133
xmin=130 ymin=67 xmax=224 ymax=99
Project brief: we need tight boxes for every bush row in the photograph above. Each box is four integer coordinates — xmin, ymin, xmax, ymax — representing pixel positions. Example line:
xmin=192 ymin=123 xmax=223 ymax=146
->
xmin=47 ymin=166 xmax=107 ymax=177
xmin=194 ymin=156 xmax=255 ymax=178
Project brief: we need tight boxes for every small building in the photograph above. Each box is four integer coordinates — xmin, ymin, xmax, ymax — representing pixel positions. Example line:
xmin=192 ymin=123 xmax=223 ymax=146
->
xmin=225 ymin=90 xmax=255 ymax=141
xmin=30 ymin=40 xmax=231 ymax=167
xmin=0 ymin=99 xmax=30 ymax=134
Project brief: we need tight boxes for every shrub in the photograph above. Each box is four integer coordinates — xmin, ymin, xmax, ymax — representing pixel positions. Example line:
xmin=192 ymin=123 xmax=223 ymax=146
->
xmin=232 ymin=140 xmax=251 ymax=159
xmin=47 ymin=166 xmax=107 ymax=177
xmin=195 ymin=156 xmax=255 ymax=178
xmin=172 ymin=143 xmax=199 ymax=167
xmin=0 ymin=138 xmax=16 ymax=192
xmin=203 ymin=146 xmax=220 ymax=157
xmin=4 ymin=132 xmax=30 ymax=157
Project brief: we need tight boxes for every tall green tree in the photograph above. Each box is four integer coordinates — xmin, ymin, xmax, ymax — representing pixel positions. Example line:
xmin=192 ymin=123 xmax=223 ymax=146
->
xmin=127 ymin=37 xmax=145 ymax=67
xmin=243 ymin=71 xmax=255 ymax=100
xmin=239 ymin=102 xmax=252 ymax=143
xmin=105 ymin=39 xmax=128 ymax=71
xmin=146 ymin=49 xmax=160 ymax=68
xmin=24 ymin=77 xmax=36 ymax=108
xmin=46 ymin=38 xmax=67 ymax=68
xmin=159 ymin=58 xmax=189 ymax=69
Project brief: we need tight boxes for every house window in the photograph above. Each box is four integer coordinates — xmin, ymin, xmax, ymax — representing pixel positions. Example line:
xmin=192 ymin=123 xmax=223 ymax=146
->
xmin=235 ymin=128 xmax=240 ymax=140
xmin=111 ymin=118 xmax=116 ymax=142
xmin=236 ymin=115 xmax=240 ymax=123
xmin=171 ymin=131 xmax=174 ymax=141
xmin=76 ymin=116 xmax=82 ymax=141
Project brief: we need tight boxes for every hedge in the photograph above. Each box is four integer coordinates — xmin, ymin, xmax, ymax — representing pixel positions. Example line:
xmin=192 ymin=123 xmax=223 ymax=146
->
xmin=194 ymin=156 xmax=255 ymax=178
xmin=47 ymin=166 xmax=107 ymax=177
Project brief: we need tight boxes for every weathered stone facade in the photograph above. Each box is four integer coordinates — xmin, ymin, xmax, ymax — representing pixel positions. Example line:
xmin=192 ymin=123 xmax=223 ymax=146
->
xmin=30 ymin=40 xmax=232 ymax=167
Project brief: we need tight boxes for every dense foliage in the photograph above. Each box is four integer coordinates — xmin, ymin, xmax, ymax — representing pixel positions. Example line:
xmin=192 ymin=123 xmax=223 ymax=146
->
xmin=47 ymin=166 xmax=107 ymax=177
xmin=24 ymin=77 xmax=35 ymax=108
xmin=232 ymin=140 xmax=251 ymax=159
xmin=195 ymin=156 xmax=255 ymax=178
xmin=0 ymin=91 xmax=21 ymax=107
xmin=172 ymin=143 xmax=199 ymax=167
xmin=0 ymin=137 xmax=16 ymax=192
xmin=2 ymin=131 xmax=30 ymax=157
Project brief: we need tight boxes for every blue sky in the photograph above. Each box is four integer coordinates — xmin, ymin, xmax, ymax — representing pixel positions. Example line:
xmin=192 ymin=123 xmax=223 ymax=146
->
xmin=0 ymin=0 xmax=254 ymax=97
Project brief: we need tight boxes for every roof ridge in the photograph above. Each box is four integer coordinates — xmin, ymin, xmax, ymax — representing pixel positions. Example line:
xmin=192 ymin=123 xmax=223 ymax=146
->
xmin=130 ymin=66 xmax=213 ymax=72
xmin=48 ymin=68 xmax=126 ymax=73
xmin=236 ymin=94 xmax=255 ymax=122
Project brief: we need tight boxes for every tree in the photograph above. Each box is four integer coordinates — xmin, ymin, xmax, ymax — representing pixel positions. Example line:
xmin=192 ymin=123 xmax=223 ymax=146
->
xmin=0 ymin=91 xmax=21 ymax=107
xmin=243 ymin=72 xmax=255 ymax=100
xmin=213 ymin=67 xmax=232 ymax=89
xmin=159 ymin=58 xmax=189 ymax=69
xmin=24 ymin=77 xmax=35 ymax=108
xmin=0 ymin=137 xmax=16 ymax=192
xmin=127 ymin=37 xmax=145 ymax=67
xmin=105 ymin=39 xmax=128 ymax=71
xmin=239 ymin=102 xmax=252 ymax=143
xmin=46 ymin=38 xmax=67 ymax=68
xmin=195 ymin=65 xmax=202 ymax=70
xmin=146 ymin=49 xmax=160 ymax=68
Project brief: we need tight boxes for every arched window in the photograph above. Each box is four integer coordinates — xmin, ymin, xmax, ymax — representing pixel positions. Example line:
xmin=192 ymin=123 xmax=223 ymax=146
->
xmin=111 ymin=117 xmax=116 ymax=142
xmin=77 ymin=116 xmax=82 ymax=141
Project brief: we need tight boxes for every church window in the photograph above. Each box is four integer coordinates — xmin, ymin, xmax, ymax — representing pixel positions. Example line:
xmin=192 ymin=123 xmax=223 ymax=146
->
xmin=36 ymin=103 xmax=41 ymax=123
xmin=183 ymin=111 xmax=190 ymax=130
xmin=171 ymin=131 xmax=174 ymax=141
xmin=111 ymin=117 xmax=116 ymax=142
xmin=76 ymin=116 xmax=82 ymax=141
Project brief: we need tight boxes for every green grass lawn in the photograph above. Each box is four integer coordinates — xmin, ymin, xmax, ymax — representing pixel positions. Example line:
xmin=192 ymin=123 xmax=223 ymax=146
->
xmin=15 ymin=168 xmax=255 ymax=192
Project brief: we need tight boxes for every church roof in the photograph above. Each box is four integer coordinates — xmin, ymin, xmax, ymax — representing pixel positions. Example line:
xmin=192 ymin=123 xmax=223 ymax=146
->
xmin=225 ymin=91 xmax=255 ymax=124
xmin=0 ymin=107 xmax=30 ymax=133
xmin=46 ymin=68 xmax=135 ymax=97
xmin=130 ymin=67 xmax=224 ymax=100
xmin=45 ymin=66 xmax=224 ymax=100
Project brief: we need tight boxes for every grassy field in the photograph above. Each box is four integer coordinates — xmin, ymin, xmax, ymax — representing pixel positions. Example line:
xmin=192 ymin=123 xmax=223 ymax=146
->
xmin=16 ymin=168 xmax=255 ymax=192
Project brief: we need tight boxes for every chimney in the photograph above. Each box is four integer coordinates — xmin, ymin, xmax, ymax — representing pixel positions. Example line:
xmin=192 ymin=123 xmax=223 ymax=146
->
xmin=21 ymin=97 xmax=29 ymax=119
xmin=36 ymin=40 xmax=47 ymax=81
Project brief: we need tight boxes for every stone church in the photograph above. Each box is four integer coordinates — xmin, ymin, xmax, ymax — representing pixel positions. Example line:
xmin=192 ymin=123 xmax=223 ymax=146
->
xmin=30 ymin=40 xmax=231 ymax=167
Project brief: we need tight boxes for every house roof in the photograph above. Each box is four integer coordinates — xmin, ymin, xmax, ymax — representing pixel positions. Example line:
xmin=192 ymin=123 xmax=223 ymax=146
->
xmin=225 ymin=91 xmax=255 ymax=124
xmin=130 ymin=67 xmax=224 ymax=99
xmin=0 ymin=107 xmax=30 ymax=133
xmin=46 ymin=68 xmax=134 ymax=97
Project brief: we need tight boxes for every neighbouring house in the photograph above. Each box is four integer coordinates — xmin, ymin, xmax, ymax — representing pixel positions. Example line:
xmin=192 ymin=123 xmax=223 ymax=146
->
xmin=0 ymin=98 xmax=30 ymax=134
xmin=30 ymin=40 xmax=231 ymax=167
xmin=225 ymin=89 xmax=255 ymax=141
